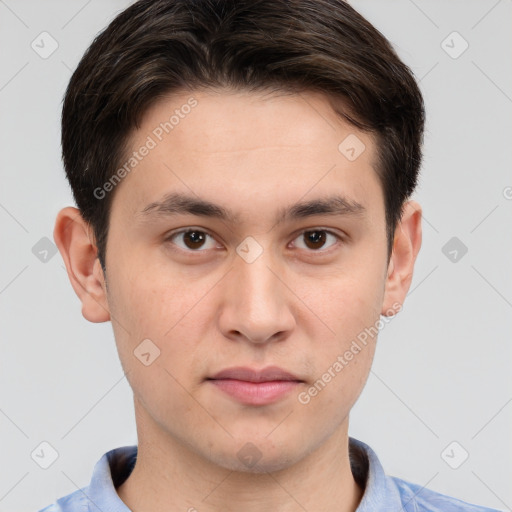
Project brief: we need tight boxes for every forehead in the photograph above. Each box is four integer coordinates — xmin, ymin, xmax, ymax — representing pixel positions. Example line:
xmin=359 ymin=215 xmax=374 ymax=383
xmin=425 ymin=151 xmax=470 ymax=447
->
xmin=135 ymin=87 xmax=371 ymax=155
xmin=111 ymin=88 xmax=382 ymax=224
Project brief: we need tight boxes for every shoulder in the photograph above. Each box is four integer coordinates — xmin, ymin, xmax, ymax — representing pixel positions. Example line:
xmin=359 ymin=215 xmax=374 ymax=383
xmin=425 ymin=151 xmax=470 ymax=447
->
xmin=37 ymin=486 xmax=89 ymax=512
xmin=36 ymin=445 xmax=137 ymax=512
xmin=391 ymin=476 xmax=502 ymax=512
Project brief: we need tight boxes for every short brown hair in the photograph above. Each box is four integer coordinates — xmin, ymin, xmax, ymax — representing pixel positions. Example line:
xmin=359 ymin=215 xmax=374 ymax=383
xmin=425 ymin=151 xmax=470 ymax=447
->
xmin=61 ymin=0 xmax=425 ymax=271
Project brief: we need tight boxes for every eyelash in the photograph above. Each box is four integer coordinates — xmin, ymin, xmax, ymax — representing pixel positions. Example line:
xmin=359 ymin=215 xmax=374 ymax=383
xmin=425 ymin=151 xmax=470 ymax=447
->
xmin=164 ymin=227 xmax=344 ymax=254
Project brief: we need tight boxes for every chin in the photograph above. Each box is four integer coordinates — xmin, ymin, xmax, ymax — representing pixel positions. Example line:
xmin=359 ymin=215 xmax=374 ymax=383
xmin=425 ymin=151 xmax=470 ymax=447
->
xmin=208 ymin=442 xmax=300 ymax=474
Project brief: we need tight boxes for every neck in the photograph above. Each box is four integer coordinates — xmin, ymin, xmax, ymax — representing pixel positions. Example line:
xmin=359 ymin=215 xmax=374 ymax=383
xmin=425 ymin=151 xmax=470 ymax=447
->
xmin=117 ymin=402 xmax=363 ymax=512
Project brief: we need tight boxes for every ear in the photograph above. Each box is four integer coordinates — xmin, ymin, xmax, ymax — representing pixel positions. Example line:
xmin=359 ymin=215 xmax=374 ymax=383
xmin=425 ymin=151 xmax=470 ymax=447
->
xmin=381 ymin=200 xmax=422 ymax=316
xmin=53 ymin=206 xmax=111 ymax=323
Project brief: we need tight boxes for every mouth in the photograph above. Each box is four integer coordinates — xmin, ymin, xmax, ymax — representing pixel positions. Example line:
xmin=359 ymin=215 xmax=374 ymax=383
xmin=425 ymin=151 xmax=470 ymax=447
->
xmin=207 ymin=365 xmax=303 ymax=383
xmin=206 ymin=366 xmax=304 ymax=405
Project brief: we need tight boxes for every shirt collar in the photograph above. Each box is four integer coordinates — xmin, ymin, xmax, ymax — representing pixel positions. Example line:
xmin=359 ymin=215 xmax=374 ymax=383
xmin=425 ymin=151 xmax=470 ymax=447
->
xmin=349 ymin=437 xmax=403 ymax=510
xmin=86 ymin=436 xmax=400 ymax=510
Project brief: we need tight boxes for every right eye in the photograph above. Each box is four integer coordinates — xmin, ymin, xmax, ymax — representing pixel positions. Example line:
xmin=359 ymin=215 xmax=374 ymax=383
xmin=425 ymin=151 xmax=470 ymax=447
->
xmin=165 ymin=229 xmax=220 ymax=252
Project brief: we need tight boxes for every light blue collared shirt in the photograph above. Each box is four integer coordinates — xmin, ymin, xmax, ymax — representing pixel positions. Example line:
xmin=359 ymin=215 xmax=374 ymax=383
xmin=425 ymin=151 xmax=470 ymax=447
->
xmin=39 ymin=437 xmax=501 ymax=511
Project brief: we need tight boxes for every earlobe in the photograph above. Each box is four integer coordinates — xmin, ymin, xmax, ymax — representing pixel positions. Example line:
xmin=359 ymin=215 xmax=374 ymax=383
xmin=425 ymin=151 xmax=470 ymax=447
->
xmin=381 ymin=200 xmax=422 ymax=316
xmin=53 ymin=207 xmax=111 ymax=323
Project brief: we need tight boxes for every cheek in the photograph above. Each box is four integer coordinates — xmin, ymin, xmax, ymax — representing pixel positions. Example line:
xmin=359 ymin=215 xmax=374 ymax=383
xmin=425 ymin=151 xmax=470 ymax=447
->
xmin=106 ymin=258 xmax=218 ymax=381
xmin=299 ymin=263 xmax=385 ymax=342
xmin=107 ymin=252 xmax=207 ymax=333
xmin=292 ymin=266 xmax=384 ymax=403
xmin=296 ymin=282 xmax=380 ymax=432
xmin=105 ymin=264 xmax=172 ymax=363
xmin=106 ymin=269 xmax=211 ymax=425
xmin=314 ymin=285 xmax=380 ymax=383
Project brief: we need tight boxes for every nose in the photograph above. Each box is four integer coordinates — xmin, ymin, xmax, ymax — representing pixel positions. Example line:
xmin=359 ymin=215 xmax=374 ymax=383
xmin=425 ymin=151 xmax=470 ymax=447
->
xmin=217 ymin=247 xmax=296 ymax=344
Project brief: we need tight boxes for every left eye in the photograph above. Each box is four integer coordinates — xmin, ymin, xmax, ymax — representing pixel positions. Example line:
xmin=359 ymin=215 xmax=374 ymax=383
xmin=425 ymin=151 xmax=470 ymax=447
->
xmin=168 ymin=230 xmax=218 ymax=251
xmin=292 ymin=230 xmax=339 ymax=251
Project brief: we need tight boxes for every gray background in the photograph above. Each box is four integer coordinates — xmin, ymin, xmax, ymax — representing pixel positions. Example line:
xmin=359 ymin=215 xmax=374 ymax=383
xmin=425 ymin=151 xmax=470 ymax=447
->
xmin=0 ymin=0 xmax=511 ymax=510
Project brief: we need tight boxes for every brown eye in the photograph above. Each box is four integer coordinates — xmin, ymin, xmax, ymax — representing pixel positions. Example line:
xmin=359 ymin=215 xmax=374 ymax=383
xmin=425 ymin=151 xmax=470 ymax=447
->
xmin=183 ymin=231 xmax=206 ymax=249
xmin=303 ymin=231 xmax=326 ymax=249
xmin=168 ymin=230 xmax=217 ymax=251
xmin=293 ymin=230 xmax=339 ymax=251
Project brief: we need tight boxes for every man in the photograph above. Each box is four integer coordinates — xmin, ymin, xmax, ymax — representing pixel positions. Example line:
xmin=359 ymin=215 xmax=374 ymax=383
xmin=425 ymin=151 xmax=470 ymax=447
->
xmin=40 ymin=0 xmax=500 ymax=510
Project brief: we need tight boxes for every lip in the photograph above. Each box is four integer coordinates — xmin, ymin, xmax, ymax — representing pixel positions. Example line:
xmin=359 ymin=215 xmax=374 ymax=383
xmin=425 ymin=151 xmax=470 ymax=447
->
xmin=207 ymin=366 xmax=303 ymax=405
xmin=209 ymin=366 xmax=302 ymax=382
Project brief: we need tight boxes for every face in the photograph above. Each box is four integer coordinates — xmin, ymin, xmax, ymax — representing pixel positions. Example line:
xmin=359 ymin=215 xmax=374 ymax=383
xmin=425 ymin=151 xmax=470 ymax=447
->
xmin=61 ymin=88 xmax=416 ymax=474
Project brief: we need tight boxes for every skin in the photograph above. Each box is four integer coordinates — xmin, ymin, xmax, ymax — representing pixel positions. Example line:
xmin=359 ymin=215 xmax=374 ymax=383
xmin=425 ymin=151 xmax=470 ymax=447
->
xmin=54 ymin=88 xmax=422 ymax=512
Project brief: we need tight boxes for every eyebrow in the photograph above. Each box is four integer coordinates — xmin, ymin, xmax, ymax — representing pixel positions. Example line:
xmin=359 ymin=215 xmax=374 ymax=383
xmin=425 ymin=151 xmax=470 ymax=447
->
xmin=138 ymin=191 xmax=366 ymax=225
